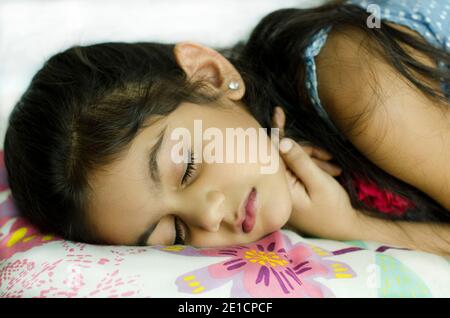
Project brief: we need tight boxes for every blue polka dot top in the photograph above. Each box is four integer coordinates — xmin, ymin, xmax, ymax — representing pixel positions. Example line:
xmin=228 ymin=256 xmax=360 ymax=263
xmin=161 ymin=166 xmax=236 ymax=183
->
xmin=303 ymin=0 xmax=450 ymax=135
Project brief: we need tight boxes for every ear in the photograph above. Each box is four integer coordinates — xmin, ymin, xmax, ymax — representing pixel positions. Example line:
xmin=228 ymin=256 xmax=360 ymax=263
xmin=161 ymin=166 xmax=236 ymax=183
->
xmin=174 ymin=41 xmax=245 ymax=100
xmin=272 ymin=106 xmax=286 ymax=138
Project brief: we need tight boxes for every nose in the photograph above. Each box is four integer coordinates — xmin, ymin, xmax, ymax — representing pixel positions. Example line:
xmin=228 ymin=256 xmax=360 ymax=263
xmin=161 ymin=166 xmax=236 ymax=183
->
xmin=180 ymin=189 xmax=226 ymax=232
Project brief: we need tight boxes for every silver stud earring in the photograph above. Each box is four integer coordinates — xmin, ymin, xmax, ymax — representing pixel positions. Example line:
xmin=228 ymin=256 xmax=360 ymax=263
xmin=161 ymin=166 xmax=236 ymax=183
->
xmin=228 ymin=81 xmax=240 ymax=90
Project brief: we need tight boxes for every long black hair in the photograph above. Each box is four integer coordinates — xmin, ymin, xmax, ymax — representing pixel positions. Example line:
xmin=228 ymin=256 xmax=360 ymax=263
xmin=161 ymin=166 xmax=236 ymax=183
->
xmin=4 ymin=0 xmax=450 ymax=245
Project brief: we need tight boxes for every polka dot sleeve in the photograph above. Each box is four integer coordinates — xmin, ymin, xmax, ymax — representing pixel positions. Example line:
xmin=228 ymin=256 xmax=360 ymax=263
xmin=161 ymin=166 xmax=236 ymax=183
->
xmin=302 ymin=0 xmax=450 ymax=137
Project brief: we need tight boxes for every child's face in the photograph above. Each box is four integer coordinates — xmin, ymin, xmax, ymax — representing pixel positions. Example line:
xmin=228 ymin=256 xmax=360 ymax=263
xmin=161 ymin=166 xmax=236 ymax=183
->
xmin=86 ymin=100 xmax=293 ymax=247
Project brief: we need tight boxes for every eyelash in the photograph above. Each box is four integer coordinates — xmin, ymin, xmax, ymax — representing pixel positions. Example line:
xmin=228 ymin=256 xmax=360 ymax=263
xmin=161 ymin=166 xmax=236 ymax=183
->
xmin=173 ymin=151 xmax=196 ymax=245
xmin=174 ymin=152 xmax=197 ymax=245
xmin=174 ymin=216 xmax=185 ymax=245
xmin=181 ymin=150 xmax=197 ymax=186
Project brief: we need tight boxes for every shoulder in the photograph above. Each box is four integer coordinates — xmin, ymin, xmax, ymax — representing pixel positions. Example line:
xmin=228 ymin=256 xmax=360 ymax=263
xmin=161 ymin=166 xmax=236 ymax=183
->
xmin=315 ymin=22 xmax=444 ymax=130
xmin=314 ymin=23 xmax=450 ymax=211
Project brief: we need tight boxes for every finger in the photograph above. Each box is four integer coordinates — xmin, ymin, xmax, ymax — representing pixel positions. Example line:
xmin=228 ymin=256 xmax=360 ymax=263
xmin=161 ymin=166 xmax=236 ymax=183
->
xmin=298 ymin=145 xmax=313 ymax=156
xmin=271 ymin=106 xmax=285 ymax=138
xmin=312 ymin=159 xmax=336 ymax=176
xmin=286 ymin=167 xmax=306 ymax=194
xmin=285 ymin=168 xmax=311 ymax=208
xmin=279 ymin=138 xmax=330 ymax=193
xmin=311 ymin=147 xmax=333 ymax=161
xmin=312 ymin=158 xmax=343 ymax=176
xmin=298 ymin=143 xmax=333 ymax=161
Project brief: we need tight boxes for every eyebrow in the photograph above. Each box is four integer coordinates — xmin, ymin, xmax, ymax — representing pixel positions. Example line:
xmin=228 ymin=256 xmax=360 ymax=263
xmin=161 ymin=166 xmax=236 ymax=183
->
xmin=135 ymin=125 xmax=167 ymax=246
xmin=148 ymin=125 xmax=167 ymax=191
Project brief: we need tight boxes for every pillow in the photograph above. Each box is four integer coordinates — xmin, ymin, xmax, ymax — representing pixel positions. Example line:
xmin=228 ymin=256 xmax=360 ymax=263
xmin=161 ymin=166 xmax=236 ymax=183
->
xmin=1 ymin=149 xmax=449 ymax=298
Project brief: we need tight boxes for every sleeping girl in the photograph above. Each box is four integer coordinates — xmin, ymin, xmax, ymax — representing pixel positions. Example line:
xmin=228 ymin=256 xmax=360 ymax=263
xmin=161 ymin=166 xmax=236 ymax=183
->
xmin=3 ymin=0 xmax=450 ymax=256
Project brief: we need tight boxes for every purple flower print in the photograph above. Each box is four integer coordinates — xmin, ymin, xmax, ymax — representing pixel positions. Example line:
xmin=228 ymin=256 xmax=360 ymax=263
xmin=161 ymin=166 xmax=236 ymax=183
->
xmin=155 ymin=231 xmax=356 ymax=298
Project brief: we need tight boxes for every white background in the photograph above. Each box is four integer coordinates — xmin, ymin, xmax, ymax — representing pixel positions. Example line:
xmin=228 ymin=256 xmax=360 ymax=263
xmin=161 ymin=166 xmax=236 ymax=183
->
xmin=0 ymin=0 xmax=329 ymax=145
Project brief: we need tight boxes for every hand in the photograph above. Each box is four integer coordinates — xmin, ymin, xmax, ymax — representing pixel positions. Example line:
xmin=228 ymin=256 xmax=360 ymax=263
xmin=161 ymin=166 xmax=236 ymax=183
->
xmin=296 ymin=141 xmax=342 ymax=177
xmin=271 ymin=105 xmax=342 ymax=177
xmin=279 ymin=137 xmax=361 ymax=240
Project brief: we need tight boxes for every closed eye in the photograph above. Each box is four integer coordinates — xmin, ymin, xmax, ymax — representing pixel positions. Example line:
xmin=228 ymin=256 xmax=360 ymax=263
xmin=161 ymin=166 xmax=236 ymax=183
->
xmin=181 ymin=150 xmax=197 ymax=185
xmin=173 ymin=216 xmax=185 ymax=245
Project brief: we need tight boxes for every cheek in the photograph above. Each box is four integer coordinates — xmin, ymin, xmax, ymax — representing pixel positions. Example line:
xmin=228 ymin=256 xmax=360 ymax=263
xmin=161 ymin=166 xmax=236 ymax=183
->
xmin=259 ymin=164 xmax=293 ymax=231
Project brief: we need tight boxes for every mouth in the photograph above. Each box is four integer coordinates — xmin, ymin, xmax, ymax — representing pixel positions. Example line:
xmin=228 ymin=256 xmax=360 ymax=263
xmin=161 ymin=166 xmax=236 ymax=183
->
xmin=236 ymin=187 xmax=258 ymax=233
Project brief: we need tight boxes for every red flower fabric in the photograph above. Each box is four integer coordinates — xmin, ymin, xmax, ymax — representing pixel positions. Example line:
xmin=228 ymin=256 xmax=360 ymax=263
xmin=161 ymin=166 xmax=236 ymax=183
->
xmin=353 ymin=176 xmax=415 ymax=217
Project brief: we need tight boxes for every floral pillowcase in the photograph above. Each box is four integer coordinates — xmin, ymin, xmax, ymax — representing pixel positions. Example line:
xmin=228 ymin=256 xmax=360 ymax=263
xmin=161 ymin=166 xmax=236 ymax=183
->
xmin=1 ymin=150 xmax=449 ymax=298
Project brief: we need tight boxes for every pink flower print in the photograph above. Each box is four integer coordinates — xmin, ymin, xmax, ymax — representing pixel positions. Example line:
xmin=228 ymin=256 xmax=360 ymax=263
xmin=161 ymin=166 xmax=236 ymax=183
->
xmin=157 ymin=231 xmax=355 ymax=298
xmin=0 ymin=258 xmax=36 ymax=297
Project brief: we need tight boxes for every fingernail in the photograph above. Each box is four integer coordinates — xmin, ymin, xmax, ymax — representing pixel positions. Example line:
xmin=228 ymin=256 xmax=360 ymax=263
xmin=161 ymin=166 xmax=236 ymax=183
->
xmin=279 ymin=138 xmax=293 ymax=153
